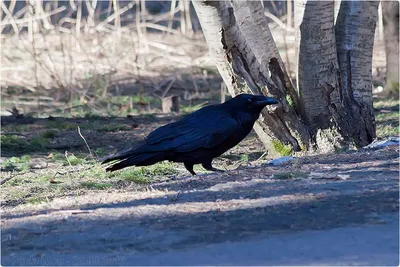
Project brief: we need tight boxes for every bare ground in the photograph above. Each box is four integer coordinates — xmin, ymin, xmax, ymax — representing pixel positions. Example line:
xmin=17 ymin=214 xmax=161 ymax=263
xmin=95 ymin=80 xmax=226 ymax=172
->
xmin=1 ymin=145 xmax=399 ymax=265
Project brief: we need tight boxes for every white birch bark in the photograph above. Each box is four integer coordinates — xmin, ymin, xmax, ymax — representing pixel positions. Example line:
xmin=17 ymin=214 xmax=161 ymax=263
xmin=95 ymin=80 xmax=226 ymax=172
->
xmin=335 ymin=1 xmax=379 ymax=145
xmin=381 ymin=1 xmax=399 ymax=95
xmin=193 ymin=0 xmax=312 ymax=155
xmin=295 ymin=1 xmax=340 ymax=129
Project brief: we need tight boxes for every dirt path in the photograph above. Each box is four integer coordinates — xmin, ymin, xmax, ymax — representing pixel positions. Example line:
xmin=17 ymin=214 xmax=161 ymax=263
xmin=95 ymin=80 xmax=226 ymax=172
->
xmin=1 ymin=146 xmax=399 ymax=265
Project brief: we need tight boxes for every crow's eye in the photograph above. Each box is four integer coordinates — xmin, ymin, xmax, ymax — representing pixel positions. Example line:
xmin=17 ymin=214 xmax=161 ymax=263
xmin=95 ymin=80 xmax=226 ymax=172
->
xmin=247 ymin=98 xmax=252 ymax=103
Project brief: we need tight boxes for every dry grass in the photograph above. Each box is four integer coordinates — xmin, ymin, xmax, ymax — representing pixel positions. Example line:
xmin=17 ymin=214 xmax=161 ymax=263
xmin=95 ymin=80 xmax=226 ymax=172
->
xmin=1 ymin=1 xmax=387 ymax=118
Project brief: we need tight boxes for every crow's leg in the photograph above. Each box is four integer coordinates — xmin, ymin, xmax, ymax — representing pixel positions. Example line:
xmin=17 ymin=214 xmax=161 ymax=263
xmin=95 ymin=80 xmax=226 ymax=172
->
xmin=184 ymin=162 xmax=196 ymax=176
xmin=202 ymin=160 xmax=225 ymax=173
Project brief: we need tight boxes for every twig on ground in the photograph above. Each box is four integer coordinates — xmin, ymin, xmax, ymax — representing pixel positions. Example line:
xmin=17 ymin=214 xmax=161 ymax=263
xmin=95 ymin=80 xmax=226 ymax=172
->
xmin=77 ymin=126 xmax=95 ymax=160
xmin=255 ymin=152 xmax=267 ymax=162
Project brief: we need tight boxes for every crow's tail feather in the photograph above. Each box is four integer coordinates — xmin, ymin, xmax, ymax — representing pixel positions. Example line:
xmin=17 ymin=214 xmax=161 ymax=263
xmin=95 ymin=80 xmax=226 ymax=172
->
xmin=102 ymin=149 xmax=167 ymax=172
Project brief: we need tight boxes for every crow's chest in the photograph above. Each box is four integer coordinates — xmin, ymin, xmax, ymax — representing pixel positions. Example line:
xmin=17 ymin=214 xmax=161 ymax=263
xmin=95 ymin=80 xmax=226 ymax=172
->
xmin=212 ymin=122 xmax=254 ymax=155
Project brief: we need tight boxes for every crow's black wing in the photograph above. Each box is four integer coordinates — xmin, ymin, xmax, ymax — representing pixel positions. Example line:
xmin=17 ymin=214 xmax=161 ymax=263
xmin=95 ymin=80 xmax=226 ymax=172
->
xmin=145 ymin=105 xmax=238 ymax=152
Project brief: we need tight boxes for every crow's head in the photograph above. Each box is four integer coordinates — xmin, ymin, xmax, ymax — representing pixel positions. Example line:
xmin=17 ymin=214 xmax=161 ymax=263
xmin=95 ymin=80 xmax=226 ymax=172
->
xmin=227 ymin=94 xmax=279 ymax=112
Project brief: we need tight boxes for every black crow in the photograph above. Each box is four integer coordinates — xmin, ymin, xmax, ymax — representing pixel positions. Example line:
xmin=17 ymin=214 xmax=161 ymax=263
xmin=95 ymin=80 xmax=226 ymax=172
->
xmin=102 ymin=94 xmax=278 ymax=175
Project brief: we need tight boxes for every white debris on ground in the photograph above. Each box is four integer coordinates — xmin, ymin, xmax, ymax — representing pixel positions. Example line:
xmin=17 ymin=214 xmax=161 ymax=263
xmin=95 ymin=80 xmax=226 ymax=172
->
xmin=266 ymin=156 xmax=296 ymax=165
xmin=308 ymin=172 xmax=351 ymax=180
xmin=363 ymin=137 xmax=400 ymax=149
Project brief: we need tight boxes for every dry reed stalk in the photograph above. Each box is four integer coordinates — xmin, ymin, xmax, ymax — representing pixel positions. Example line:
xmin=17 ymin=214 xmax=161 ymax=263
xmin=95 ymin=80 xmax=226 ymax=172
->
xmin=167 ymin=0 xmax=177 ymax=34
xmin=57 ymin=7 xmax=75 ymax=33
xmin=35 ymin=0 xmax=53 ymax=30
xmin=0 ymin=0 xmax=19 ymax=35
xmin=75 ymin=0 xmax=82 ymax=43
xmin=270 ymin=0 xmax=279 ymax=16
xmin=148 ymin=7 xmax=179 ymax=24
xmin=134 ymin=0 xmax=148 ymax=52
xmin=190 ymin=73 xmax=199 ymax=95
xmin=69 ymin=0 xmax=77 ymax=11
xmin=140 ymin=0 xmax=146 ymax=40
xmin=85 ymin=0 xmax=97 ymax=33
xmin=95 ymin=1 xmax=133 ymax=31
xmin=178 ymin=0 xmax=185 ymax=35
xmin=265 ymin=11 xmax=294 ymax=33
xmin=287 ymin=0 xmax=292 ymax=29
xmin=0 ymin=6 xmax=66 ymax=28
xmin=184 ymin=0 xmax=193 ymax=37
xmin=377 ymin=2 xmax=384 ymax=42
xmin=113 ymin=0 xmax=121 ymax=39
xmin=160 ymin=77 xmax=176 ymax=98
xmin=142 ymin=22 xmax=181 ymax=35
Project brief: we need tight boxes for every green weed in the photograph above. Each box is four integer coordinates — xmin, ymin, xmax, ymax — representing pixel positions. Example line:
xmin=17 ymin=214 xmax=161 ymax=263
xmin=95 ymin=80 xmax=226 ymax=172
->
xmin=66 ymin=155 xmax=86 ymax=166
xmin=272 ymin=140 xmax=293 ymax=156
xmin=80 ymin=181 xmax=113 ymax=190
xmin=240 ymin=154 xmax=250 ymax=161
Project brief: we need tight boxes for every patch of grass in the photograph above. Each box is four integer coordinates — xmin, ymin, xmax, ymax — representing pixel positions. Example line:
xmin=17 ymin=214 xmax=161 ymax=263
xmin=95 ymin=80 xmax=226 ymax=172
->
xmin=117 ymin=170 xmax=151 ymax=184
xmin=181 ymin=102 xmax=207 ymax=114
xmin=80 ymin=181 xmax=113 ymax=190
xmin=240 ymin=154 xmax=250 ymax=161
xmin=6 ymin=177 xmax=26 ymax=186
xmin=35 ymin=174 xmax=53 ymax=183
xmin=1 ymin=135 xmax=48 ymax=154
xmin=84 ymin=112 xmax=103 ymax=119
xmin=26 ymin=196 xmax=48 ymax=205
xmin=376 ymin=124 xmax=399 ymax=138
xmin=46 ymin=120 xmax=76 ymax=130
xmin=66 ymin=154 xmax=86 ymax=166
xmin=141 ymin=113 xmax=156 ymax=119
xmin=5 ymin=155 xmax=31 ymax=164
xmin=8 ymin=189 xmax=30 ymax=203
xmin=272 ymin=140 xmax=293 ymax=156
xmin=273 ymin=171 xmax=307 ymax=180
xmin=374 ymin=97 xmax=399 ymax=138
xmin=109 ymin=161 xmax=178 ymax=184
xmin=375 ymin=112 xmax=399 ymax=122
xmin=41 ymin=129 xmax=58 ymax=139
xmin=373 ymin=97 xmax=399 ymax=110
xmin=131 ymin=94 xmax=158 ymax=105
xmin=7 ymin=124 xmax=30 ymax=132
xmin=94 ymin=148 xmax=106 ymax=157
xmin=98 ymin=123 xmax=131 ymax=132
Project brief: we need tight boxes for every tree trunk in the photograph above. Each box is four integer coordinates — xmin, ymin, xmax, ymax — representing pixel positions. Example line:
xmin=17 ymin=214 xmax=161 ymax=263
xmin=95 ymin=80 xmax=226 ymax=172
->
xmin=192 ymin=0 xmax=312 ymax=156
xmin=381 ymin=1 xmax=399 ymax=96
xmin=193 ymin=0 xmax=378 ymax=156
xmin=294 ymin=1 xmax=344 ymax=152
xmin=335 ymin=1 xmax=379 ymax=147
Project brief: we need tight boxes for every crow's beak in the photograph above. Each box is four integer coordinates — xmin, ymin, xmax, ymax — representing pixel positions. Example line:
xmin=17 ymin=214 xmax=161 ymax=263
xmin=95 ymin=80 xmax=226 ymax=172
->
xmin=254 ymin=96 xmax=279 ymax=106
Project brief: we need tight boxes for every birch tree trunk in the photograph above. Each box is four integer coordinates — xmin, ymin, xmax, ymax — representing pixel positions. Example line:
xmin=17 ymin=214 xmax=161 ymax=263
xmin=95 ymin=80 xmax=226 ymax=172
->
xmin=193 ymin=0 xmax=379 ymax=155
xmin=335 ymin=1 xmax=379 ymax=146
xmin=381 ymin=0 xmax=399 ymax=96
xmin=295 ymin=1 xmax=343 ymax=152
xmin=192 ymin=0 xmax=311 ymax=156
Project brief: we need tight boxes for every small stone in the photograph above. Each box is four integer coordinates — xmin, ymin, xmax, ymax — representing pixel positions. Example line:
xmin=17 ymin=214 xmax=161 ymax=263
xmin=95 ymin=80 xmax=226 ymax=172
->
xmin=29 ymin=159 xmax=48 ymax=169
